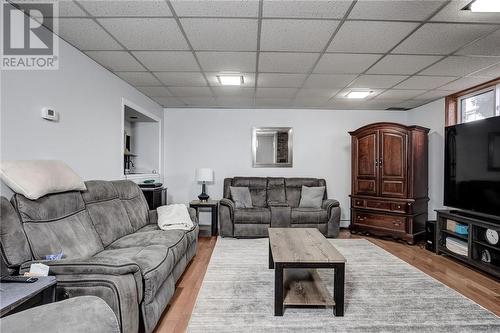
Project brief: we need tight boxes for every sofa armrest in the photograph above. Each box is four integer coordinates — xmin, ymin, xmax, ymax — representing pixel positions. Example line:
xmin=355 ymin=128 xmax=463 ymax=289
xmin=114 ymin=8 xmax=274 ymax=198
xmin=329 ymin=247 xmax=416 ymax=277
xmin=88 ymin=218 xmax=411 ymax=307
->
xmin=323 ymin=199 xmax=341 ymax=238
xmin=188 ymin=207 xmax=199 ymax=226
xmin=219 ymin=198 xmax=235 ymax=237
xmin=322 ymin=199 xmax=340 ymax=210
xmin=19 ymin=256 xmax=141 ymax=277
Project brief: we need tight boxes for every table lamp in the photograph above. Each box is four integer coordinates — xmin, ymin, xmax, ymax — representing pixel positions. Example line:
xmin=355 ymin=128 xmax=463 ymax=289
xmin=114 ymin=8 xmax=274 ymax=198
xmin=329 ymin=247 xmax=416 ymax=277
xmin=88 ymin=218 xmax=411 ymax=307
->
xmin=196 ymin=168 xmax=213 ymax=201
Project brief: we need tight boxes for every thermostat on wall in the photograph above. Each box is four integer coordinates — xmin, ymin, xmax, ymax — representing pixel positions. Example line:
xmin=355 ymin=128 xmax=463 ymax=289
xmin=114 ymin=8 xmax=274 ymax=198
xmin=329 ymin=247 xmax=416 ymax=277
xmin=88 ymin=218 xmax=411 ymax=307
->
xmin=41 ymin=107 xmax=58 ymax=121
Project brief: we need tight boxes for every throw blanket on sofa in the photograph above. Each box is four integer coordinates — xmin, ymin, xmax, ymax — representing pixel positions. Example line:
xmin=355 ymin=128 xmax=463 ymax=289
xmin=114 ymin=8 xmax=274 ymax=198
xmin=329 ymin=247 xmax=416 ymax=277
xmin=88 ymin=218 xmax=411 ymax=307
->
xmin=157 ymin=204 xmax=194 ymax=231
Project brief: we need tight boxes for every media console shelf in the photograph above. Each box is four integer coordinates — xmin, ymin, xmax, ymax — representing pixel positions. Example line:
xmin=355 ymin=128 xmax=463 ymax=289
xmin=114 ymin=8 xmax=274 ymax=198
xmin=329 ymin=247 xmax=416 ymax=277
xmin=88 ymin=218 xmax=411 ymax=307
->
xmin=435 ymin=210 xmax=500 ymax=278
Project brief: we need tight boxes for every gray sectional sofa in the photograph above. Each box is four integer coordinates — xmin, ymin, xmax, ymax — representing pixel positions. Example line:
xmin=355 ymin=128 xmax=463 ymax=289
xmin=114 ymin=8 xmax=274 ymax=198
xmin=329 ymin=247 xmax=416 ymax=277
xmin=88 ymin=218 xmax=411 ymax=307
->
xmin=0 ymin=180 xmax=198 ymax=333
xmin=219 ymin=177 xmax=340 ymax=238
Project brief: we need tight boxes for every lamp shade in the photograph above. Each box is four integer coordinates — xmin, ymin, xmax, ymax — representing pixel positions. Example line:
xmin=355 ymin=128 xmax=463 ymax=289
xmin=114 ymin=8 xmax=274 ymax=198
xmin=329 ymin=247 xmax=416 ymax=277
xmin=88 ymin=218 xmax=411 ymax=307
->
xmin=196 ymin=168 xmax=213 ymax=182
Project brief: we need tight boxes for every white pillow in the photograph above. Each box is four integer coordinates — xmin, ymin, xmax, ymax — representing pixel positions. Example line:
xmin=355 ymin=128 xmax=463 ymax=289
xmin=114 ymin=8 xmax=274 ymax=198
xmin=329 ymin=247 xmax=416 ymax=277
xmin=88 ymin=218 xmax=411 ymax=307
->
xmin=0 ymin=160 xmax=86 ymax=200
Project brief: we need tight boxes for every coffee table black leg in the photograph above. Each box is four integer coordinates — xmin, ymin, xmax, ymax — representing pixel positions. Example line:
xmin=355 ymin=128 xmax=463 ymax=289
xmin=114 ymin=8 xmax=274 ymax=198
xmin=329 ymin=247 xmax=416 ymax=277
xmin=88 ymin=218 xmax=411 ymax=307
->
xmin=274 ymin=263 xmax=283 ymax=316
xmin=269 ymin=242 xmax=274 ymax=269
xmin=333 ymin=263 xmax=345 ymax=316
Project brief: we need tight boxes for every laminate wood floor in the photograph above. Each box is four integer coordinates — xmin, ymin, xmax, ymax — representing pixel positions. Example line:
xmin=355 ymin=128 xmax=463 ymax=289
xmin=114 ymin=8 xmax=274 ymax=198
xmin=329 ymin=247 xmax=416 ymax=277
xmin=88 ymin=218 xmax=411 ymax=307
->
xmin=154 ymin=229 xmax=500 ymax=333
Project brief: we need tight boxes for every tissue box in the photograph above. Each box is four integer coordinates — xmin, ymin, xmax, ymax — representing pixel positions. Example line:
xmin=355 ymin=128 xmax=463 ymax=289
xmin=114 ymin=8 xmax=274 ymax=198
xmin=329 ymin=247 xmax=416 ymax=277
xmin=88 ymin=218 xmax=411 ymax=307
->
xmin=29 ymin=263 xmax=49 ymax=276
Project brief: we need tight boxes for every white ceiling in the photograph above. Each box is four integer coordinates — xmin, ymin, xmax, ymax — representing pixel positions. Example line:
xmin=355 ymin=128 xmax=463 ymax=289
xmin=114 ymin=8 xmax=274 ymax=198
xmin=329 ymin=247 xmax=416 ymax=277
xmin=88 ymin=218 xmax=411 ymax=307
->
xmin=39 ymin=0 xmax=500 ymax=109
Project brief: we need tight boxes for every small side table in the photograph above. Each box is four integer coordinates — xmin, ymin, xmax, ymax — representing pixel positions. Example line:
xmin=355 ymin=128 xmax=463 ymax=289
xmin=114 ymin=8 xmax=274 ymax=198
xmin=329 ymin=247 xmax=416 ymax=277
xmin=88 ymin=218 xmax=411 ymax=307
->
xmin=0 ymin=276 xmax=57 ymax=317
xmin=189 ymin=200 xmax=219 ymax=236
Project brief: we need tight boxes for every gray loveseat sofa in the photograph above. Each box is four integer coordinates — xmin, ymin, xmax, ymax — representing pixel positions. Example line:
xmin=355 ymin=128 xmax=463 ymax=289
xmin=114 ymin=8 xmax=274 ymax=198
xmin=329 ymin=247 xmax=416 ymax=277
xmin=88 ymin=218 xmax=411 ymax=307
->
xmin=0 ymin=180 xmax=198 ymax=333
xmin=219 ymin=177 xmax=340 ymax=238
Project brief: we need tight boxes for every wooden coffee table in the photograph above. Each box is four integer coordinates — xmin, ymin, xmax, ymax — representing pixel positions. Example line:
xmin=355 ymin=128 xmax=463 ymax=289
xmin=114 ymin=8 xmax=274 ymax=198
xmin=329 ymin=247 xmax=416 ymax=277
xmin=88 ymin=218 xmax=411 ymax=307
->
xmin=268 ymin=228 xmax=346 ymax=316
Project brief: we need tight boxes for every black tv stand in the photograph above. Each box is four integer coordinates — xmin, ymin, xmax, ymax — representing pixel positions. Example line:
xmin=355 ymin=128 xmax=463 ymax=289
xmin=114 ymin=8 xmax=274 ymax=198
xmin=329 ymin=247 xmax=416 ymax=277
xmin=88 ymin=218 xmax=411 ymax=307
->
xmin=435 ymin=210 xmax=500 ymax=279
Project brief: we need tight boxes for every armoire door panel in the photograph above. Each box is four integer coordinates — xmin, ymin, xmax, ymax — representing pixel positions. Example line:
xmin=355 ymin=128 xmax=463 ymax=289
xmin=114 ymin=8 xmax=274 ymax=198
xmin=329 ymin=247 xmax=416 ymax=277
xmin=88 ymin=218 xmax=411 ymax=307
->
xmin=380 ymin=130 xmax=407 ymax=198
xmin=353 ymin=131 xmax=378 ymax=196
xmin=356 ymin=132 xmax=377 ymax=177
xmin=356 ymin=179 xmax=377 ymax=196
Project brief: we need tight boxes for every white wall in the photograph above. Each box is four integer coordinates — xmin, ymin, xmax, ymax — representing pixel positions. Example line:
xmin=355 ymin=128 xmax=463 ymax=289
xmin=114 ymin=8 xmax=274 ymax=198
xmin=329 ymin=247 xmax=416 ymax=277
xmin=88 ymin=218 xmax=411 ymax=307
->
xmin=1 ymin=31 xmax=163 ymax=197
xmin=164 ymin=108 xmax=408 ymax=226
xmin=407 ymin=99 xmax=446 ymax=219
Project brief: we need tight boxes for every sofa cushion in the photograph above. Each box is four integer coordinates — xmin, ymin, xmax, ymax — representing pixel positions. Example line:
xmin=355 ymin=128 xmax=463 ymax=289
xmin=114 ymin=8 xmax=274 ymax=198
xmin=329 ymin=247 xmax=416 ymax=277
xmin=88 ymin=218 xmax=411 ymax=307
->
xmin=0 ymin=160 xmax=86 ymax=200
xmin=267 ymin=177 xmax=286 ymax=204
xmin=232 ymin=177 xmax=267 ymax=207
xmin=0 ymin=197 xmax=32 ymax=267
xmin=82 ymin=181 xmax=134 ymax=247
xmin=112 ymin=180 xmax=150 ymax=231
xmin=285 ymin=178 xmax=326 ymax=207
xmin=136 ymin=224 xmax=160 ymax=233
xmin=299 ymin=186 xmax=325 ymax=208
xmin=291 ymin=208 xmax=328 ymax=224
xmin=12 ymin=191 xmax=104 ymax=260
xmin=230 ymin=186 xmax=253 ymax=208
xmin=95 ymin=245 xmax=173 ymax=303
xmin=234 ymin=208 xmax=271 ymax=224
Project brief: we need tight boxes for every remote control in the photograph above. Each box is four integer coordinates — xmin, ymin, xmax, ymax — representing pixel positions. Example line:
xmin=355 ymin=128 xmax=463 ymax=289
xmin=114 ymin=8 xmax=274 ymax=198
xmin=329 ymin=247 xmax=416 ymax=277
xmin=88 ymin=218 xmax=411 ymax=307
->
xmin=1 ymin=276 xmax=38 ymax=283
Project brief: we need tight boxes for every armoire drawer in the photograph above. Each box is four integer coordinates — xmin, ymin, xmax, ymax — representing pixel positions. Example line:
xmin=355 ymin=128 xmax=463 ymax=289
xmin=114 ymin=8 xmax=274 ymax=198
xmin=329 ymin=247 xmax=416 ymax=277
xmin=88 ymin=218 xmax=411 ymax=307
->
xmin=352 ymin=198 xmax=412 ymax=214
xmin=353 ymin=211 xmax=406 ymax=232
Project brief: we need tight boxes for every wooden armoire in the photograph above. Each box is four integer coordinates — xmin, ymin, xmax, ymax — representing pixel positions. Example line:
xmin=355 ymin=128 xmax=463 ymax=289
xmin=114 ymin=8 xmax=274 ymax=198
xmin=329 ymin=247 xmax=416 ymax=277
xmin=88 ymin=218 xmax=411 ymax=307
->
xmin=349 ymin=122 xmax=429 ymax=244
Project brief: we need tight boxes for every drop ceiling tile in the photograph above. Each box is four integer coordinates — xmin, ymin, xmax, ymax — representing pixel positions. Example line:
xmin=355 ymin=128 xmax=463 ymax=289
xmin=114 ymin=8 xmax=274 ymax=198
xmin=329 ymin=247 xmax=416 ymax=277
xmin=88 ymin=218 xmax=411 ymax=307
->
xmin=215 ymin=97 xmax=256 ymax=107
xmin=349 ymin=0 xmax=445 ymax=21
xmin=412 ymin=90 xmax=453 ymax=100
xmin=85 ymin=51 xmax=145 ymax=71
xmin=376 ymin=89 xmax=428 ymax=100
xmin=325 ymin=99 xmax=370 ymax=110
xmin=171 ymin=0 xmax=259 ymax=17
xmin=296 ymin=89 xmax=339 ymax=99
xmin=431 ymin=0 xmax=500 ymax=23
xmin=133 ymin=51 xmax=199 ymax=71
xmin=169 ymin=86 xmax=213 ymax=97
xmin=261 ymin=20 xmax=338 ymax=52
xmin=303 ymin=74 xmax=357 ymax=88
xmin=135 ymin=86 xmax=172 ymax=97
xmin=470 ymin=63 xmax=500 ymax=78
xmin=393 ymin=76 xmax=457 ymax=90
xmin=456 ymin=29 xmax=500 ymax=56
xmin=183 ymin=97 xmax=217 ymax=107
xmin=293 ymin=97 xmax=330 ymax=108
xmin=80 ymin=1 xmax=172 ymax=17
xmin=59 ymin=1 xmax=87 ymax=16
xmin=155 ymin=72 xmax=207 ymax=87
xmin=437 ymin=76 xmax=495 ymax=92
xmin=327 ymin=21 xmax=418 ymax=53
xmin=263 ymin=0 xmax=352 ymax=19
xmin=392 ymin=100 xmax=426 ymax=109
xmin=367 ymin=55 xmax=442 ymax=75
xmin=349 ymin=75 xmax=409 ymax=89
xmin=257 ymin=73 xmax=307 ymax=88
xmin=58 ymin=18 xmax=122 ymax=50
xmin=360 ymin=99 xmax=405 ymax=110
xmin=197 ymin=52 xmax=256 ymax=72
xmin=255 ymin=98 xmax=293 ymax=107
xmin=314 ymin=53 xmax=382 ymax=74
xmin=393 ymin=23 xmax=498 ymax=55
xmin=181 ymin=18 xmax=257 ymax=51
xmin=153 ymin=97 xmax=185 ymax=107
xmin=420 ymin=56 xmax=500 ymax=76
xmin=98 ymin=18 xmax=188 ymax=50
xmin=206 ymin=72 xmax=255 ymax=87
xmin=115 ymin=72 xmax=162 ymax=86
xmin=256 ymin=88 xmax=297 ymax=98
xmin=259 ymin=52 xmax=319 ymax=73
xmin=212 ymin=87 xmax=255 ymax=97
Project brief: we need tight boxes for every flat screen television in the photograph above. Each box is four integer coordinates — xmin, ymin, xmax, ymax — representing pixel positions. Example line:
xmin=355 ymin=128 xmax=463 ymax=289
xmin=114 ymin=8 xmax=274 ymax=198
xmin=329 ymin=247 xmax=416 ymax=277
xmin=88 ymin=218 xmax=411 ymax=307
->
xmin=444 ymin=115 xmax=500 ymax=218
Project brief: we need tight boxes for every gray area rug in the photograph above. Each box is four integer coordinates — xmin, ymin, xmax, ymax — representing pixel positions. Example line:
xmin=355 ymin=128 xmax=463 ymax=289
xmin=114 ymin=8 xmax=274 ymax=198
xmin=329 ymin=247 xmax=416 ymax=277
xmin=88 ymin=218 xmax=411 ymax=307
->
xmin=187 ymin=238 xmax=499 ymax=332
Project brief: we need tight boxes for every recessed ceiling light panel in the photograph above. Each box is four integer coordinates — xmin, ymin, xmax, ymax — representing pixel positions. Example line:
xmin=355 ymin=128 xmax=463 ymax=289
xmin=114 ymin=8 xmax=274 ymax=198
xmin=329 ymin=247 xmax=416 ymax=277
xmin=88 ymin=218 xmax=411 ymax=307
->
xmin=217 ymin=75 xmax=244 ymax=86
xmin=346 ymin=90 xmax=372 ymax=99
xmin=463 ymin=0 xmax=500 ymax=12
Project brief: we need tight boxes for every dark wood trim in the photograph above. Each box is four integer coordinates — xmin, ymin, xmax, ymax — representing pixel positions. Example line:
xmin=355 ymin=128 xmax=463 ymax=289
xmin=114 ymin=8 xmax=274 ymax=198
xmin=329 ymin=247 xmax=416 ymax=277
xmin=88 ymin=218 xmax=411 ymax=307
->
xmin=445 ymin=77 xmax=500 ymax=126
